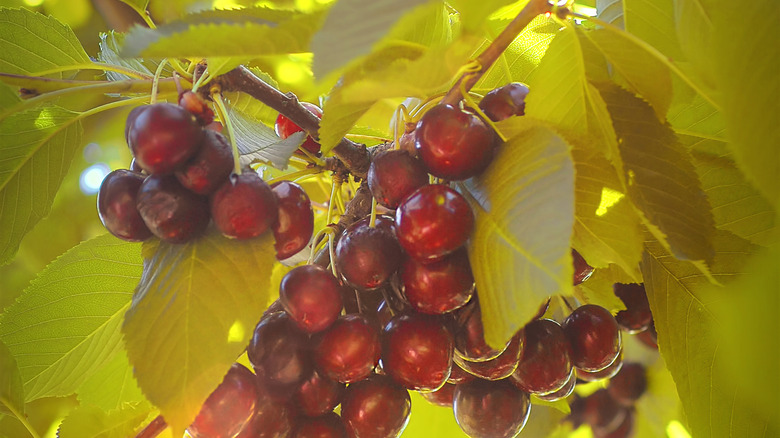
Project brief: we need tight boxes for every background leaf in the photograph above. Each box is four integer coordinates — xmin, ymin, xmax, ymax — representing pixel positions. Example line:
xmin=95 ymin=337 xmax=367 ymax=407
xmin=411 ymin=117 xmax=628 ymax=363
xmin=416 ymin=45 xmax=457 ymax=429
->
xmin=76 ymin=350 xmax=147 ymax=412
xmin=620 ymin=0 xmax=684 ymax=61
xmin=0 ymin=339 xmax=24 ymax=417
xmin=229 ymin=108 xmax=304 ymax=169
xmin=464 ymin=119 xmax=575 ymax=346
xmin=0 ymin=234 xmax=142 ymax=401
xmin=122 ymin=230 xmax=277 ymax=435
xmin=56 ymin=403 xmax=151 ymax=438
xmin=96 ymin=32 xmax=154 ymax=81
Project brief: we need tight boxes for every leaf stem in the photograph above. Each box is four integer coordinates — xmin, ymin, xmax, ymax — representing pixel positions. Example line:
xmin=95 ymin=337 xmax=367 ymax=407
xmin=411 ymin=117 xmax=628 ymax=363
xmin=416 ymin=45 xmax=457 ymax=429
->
xmin=211 ymin=88 xmax=242 ymax=175
xmin=29 ymin=62 xmax=152 ymax=80
xmin=3 ymin=402 xmax=41 ymax=438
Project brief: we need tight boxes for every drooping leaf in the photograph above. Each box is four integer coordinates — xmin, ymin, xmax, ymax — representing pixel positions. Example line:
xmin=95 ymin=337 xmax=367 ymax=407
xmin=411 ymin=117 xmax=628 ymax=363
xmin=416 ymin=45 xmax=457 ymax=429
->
xmin=122 ymin=229 xmax=277 ymax=435
xmin=0 ymin=7 xmax=91 ymax=77
xmin=76 ymin=349 xmax=147 ymax=412
xmin=57 ymin=403 xmax=152 ymax=438
xmin=463 ymin=118 xmax=575 ymax=347
xmin=0 ymin=105 xmax=82 ymax=264
xmin=642 ymin=230 xmax=777 ymax=437
xmin=596 ymin=81 xmax=716 ymax=264
xmin=0 ymin=339 xmax=24 ymax=417
xmin=229 ymin=109 xmax=304 ymax=169
xmin=0 ymin=234 xmax=142 ymax=401
xmin=574 ymin=264 xmax=632 ymax=312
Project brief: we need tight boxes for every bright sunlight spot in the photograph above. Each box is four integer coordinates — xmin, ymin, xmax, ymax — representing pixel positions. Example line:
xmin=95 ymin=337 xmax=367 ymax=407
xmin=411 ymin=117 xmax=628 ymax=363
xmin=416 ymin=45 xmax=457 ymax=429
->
xmin=33 ymin=108 xmax=56 ymax=130
xmin=595 ymin=187 xmax=625 ymax=216
xmin=667 ymin=420 xmax=692 ymax=438
xmin=572 ymin=4 xmax=598 ymax=17
xmin=277 ymin=59 xmax=306 ymax=85
xmin=227 ymin=320 xmax=246 ymax=343
xmin=212 ymin=0 xmax=242 ymax=9
xmin=24 ymin=0 xmax=44 ymax=6
xmin=79 ymin=163 xmax=110 ymax=195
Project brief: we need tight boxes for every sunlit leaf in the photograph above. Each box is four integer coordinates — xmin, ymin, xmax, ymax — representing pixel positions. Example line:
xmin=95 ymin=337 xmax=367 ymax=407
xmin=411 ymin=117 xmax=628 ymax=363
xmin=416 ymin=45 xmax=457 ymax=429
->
xmin=57 ymin=403 xmax=151 ymax=438
xmin=463 ymin=119 xmax=575 ymax=346
xmin=229 ymin=109 xmax=304 ymax=169
xmin=122 ymin=230 xmax=277 ymax=435
xmin=630 ymin=344 xmax=685 ymax=438
xmin=622 ymin=0 xmax=684 ymax=61
xmin=0 ymin=81 xmax=19 ymax=110
xmin=0 ymin=234 xmax=142 ymax=401
xmin=405 ymin=391 xmax=469 ymax=438
xmin=667 ymin=83 xmax=725 ymax=141
xmin=574 ymin=264 xmax=632 ymax=312
xmin=0 ymin=339 xmax=24 ymax=417
xmin=96 ymin=32 xmax=153 ymax=81
xmin=449 ymin=0 xmax=516 ymax=32
xmin=674 ymin=0 xmax=717 ymax=91
xmin=596 ymin=0 xmax=624 ymax=27
xmin=117 ymin=0 xmax=149 ymax=14
xmin=76 ymin=349 xmax=147 ymax=412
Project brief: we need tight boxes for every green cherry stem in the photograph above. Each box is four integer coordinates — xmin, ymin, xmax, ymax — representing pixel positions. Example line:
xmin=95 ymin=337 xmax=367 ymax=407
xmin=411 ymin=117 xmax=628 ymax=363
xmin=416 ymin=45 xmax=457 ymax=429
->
xmin=210 ymin=87 xmax=242 ymax=175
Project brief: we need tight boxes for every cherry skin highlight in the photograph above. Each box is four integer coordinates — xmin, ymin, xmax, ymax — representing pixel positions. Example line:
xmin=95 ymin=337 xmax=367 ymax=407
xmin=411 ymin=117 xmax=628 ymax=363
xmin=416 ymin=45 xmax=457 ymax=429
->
xmin=97 ymin=169 xmax=152 ymax=242
xmin=314 ymin=314 xmax=381 ymax=383
xmin=247 ymin=312 xmax=313 ymax=389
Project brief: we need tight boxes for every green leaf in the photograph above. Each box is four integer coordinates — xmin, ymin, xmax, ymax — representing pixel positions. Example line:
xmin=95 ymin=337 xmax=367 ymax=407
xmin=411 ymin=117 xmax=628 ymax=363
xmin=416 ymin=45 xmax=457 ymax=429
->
xmin=596 ymin=0 xmax=624 ymax=27
xmin=0 ymin=105 xmax=83 ymax=264
xmin=229 ymin=108 xmax=305 ymax=169
xmin=622 ymin=0 xmax=684 ymax=61
xmin=574 ymin=264 xmax=631 ymax=312
xmin=311 ymin=0 xmax=430 ymax=78
xmin=117 ymin=0 xmax=149 ymax=14
xmin=0 ymin=339 xmax=24 ymax=418
xmin=448 ymin=0 xmax=515 ymax=32
xmin=96 ymin=32 xmax=153 ymax=81
xmin=76 ymin=349 xmax=147 ymax=412
xmin=0 ymin=81 xmax=19 ymax=110
xmin=642 ymin=230 xmax=777 ymax=437
xmin=57 ymin=403 xmax=152 ymax=438
xmin=674 ymin=0 xmax=717 ymax=90
xmin=596 ymin=82 xmax=716 ymax=264
xmin=0 ymin=234 xmax=142 ymax=401
xmin=463 ymin=119 xmax=575 ymax=347
xmin=667 ymin=84 xmax=725 ymax=141
xmin=122 ymin=230 xmax=277 ymax=435
xmin=0 ymin=7 xmax=91 ymax=77
xmin=405 ymin=391 xmax=469 ymax=438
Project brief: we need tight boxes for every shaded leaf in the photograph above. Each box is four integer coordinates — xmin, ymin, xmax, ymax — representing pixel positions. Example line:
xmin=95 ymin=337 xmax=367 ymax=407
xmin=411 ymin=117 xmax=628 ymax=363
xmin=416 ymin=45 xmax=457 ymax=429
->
xmin=597 ymin=0 xmax=624 ymax=28
xmin=674 ymin=0 xmax=717 ymax=90
xmin=230 ymin=109 xmax=304 ymax=169
xmin=0 ymin=339 xmax=24 ymax=417
xmin=123 ymin=230 xmax=277 ymax=435
xmin=667 ymin=84 xmax=725 ymax=141
xmin=622 ymin=0 xmax=684 ymax=61
xmin=76 ymin=349 xmax=147 ymax=412
xmin=96 ymin=32 xmax=153 ymax=81
xmin=0 ymin=234 xmax=142 ymax=401
xmin=0 ymin=105 xmax=82 ymax=263
xmin=596 ymin=81 xmax=715 ymax=264
xmin=57 ymin=403 xmax=151 ymax=438
xmin=574 ymin=264 xmax=632 ymax=312
xmin=463 ymin=119 xmax=575 ymax=347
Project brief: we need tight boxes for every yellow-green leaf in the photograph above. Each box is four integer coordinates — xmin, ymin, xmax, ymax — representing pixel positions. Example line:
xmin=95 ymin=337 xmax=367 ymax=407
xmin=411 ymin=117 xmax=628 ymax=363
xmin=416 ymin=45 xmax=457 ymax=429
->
xmin=57 ymin=403 xmax=152 ymax=438
xmin=623 ymin=0 xmax=684 ymax=61
xmin=122 ymin=230 xmax=277 ymax=435
xmin=0 ymin=81 xmax=19 ymax=110
xmin=448 ymin=0 xmax=515 ymax=32
xmin=0 ymin=339 xmax=24 ymax=418
xmin=463 ymin=119 xmax=575 ymax=347
xmin=76 ymin=349 xmax=147 ymax=412
xmin=574 ymin=265 xmax=632 ymax=312
xmin=0 ymin=234 xmax=142 ymax=401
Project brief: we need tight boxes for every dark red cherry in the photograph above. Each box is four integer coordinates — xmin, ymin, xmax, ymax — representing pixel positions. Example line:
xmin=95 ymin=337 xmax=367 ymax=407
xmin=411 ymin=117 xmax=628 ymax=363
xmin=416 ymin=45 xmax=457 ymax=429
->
xmin=294 ymin=369 xmax=345 ymax=417
xmin=421 ymin=382 xmax=456 ymax=407
xmin=247 ymin=312 xmax=313 ymax=389
xmin=335 ymin=215 xmax=403 ymax=290
xmin=187 ymin=363 xmax=258 ymax=438
xmin=179 ymin=90 xmax=215 ymax=125
xmin=211 ymin=172 xmax=278 ymax=240
xmin=577 ymin=349 xmax=623 ymax=382
xmin=447 ymin=362 xmax=473 ymax=384
xmin=401 ymin=247 xmax=474 ymax=314
xmin=563 ymin=304 xmax=622 ymax=372
xmin=174 ymin=129 xmax=233 ymax=195
xmin=136 ymin=174 xmax=210 ymax=243
xmin=578 ymin=389 xmax=628 ymax=436
xmin=572 ymin=249 xmax=595 ymax=285
xmin=453 ymin=379 xmax=531 ymax=438
xmin=535 ymin=369 xmax=576 ymax=402
xmin=97 ymin=169 xmax=152 ymax=241
xmin=637 ymin=321 xmax=658 ymax=350
xmin=478 ymin=82 xmax=530 ymax=122
xmin=607 ymin=362 xmax=647 ymax=406
xmin=341 ymin=374 xmax=411 ymax=438
xmin=235 ymin=376 xmax=294 ymax=438
xmin=395 ymin=184 xmax=474 ymax=262
xmin=454 ymin=333 xmax=522 ymax=381
xmin=613 ymin=283 xmax=653 ymax=333
xmin=314 ymin=314 xmax=381 ymax=383
xmin=127 ymin=102 xmax=204 ymax=174
xmin=382 ymin=313 xmax=453 ymax=391
xmin=293 ymin=412 xmax=348 ymax=438
xmin=275 ymin=102 xmax=323 ymax=155
xmin=415 ymin=104 xmax=496 ymax=180
xmin=595 ymin=408 xmax=634 ymax=438
xmin=271 ymin=180 xmax=314 ymax=260
xmin=510 ymin=318 xmax=572 ymax=395
xmin=367 ymin=149 xmax=429 ymax=209
xmin=452 ymin=300 xmax=506 ymax=362
xmin=280 ymin=264 xmax=343 ymax=334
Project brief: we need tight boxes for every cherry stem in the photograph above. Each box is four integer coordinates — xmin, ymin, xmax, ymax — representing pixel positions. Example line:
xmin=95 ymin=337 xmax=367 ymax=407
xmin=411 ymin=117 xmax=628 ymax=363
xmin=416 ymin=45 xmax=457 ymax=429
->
xmin=440 ymin=0 xmax=551 ymax=106
xmin=134 ymin=415 xmax=167 ymax=438
xmin=210 ymin=87 xmax=242 ymax=175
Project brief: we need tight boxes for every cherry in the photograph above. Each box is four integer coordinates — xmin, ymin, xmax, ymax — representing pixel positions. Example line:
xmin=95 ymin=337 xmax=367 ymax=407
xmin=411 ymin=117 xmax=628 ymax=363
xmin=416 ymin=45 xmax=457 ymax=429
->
xmin=314 ymin=314 xmax=381 ymax=383
xmin=381 ymin=313 xmax=453 ymax=391
xmin=367 ymin=149 xmax=429 ymax=209
xmin=235 ymin=376 xmax=295 ymax=438
xmin=275 ymin=102 xmax=323 ymax=155
xmin=576 ymin=349 xmax=623 ymax=382
xmin=247 ymin=312 xmax=313 ymax=389
xmin=401 ymin=247 xmax=474 ymax=314
xmin=535 ymin=369 xmax=576 ymax=402
xmin=447 ymin=362 xmax=473 ymax=384
xmin=637 ymin=321 xmax=658 ymax=350
xmin=395 ymin=184 xmax=474 ymax=262
xmin=280 ymin=265 xmax=343 ymax=334
xmin=452 ymin=300 xmax=506 ymax=362
xmin=187 ymin=363 xmax=258 ymax=438
xmin=136 ymin=174 xmax=210 ymax=243
xmin=292 ymin=412 xmax=348 ymax=438
xmin=335 ymin=215 xmax=403 ymax=290
xmin=453 ymin=379 xmax=531 ymax=438
xmin=613 ymin=283 xmax=653 ymax=333
xmin=595 ymin=408 xmax=634 ymax=438
xmin=421 ymin=382 xmax=456 ymax=407
xmin=340 ymin=374 xmax=411 ymax=438
xmin=510 ymin=318 xmax=572 ymax=395
xmin=126 ymin=102 xmax=204 ymax=174
xmin=454 ymin=333 xmax=522 ymax=381
xmin=563 ymin=304 xmax=622 ymax=372
xmin=271 ymin=180 xmax=314 ymax=260
xmin=576 ymin=389 xmax=628 ymax=436
xmin=607 ymin=362 xmax=647 ymax=406
xmin=179 ymin=90 xmax=215 ymax=125
xmin=97 ymin=169 xmax=152 ymax=242
xmin=174 ymin=129 xmax=233 ymax=195
xmin=210 ymin=172 xmax=278 ymax=240
xmin=478 ymin=82 xmax=530 ymax=122
xmin=294 ymin=369 xmax=345 ymax=417
xmin=415 ymin=104 xmax=496 ymax=180
xmin=572 ymin=249 xmax=594 ymax=285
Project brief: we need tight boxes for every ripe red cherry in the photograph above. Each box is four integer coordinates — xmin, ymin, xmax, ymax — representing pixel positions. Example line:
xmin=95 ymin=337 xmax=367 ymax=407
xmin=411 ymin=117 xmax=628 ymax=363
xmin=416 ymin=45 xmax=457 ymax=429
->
xmin=235 ymin=376 xmax=294 ymax=438
xmin=136 ymin=174 xmax=210 ymax=243
xmin=294 ymin=369 xmax=345 ymax=417
xmin=275 ymin=102 xmax=323 ymax=155
xmin=613 ymin=283 xmax=653 ymax=333
xmin=314 ymin=314 xmax=381 ymax=383
xmin=535 ymin=369 xmax=576 ymax=402
xmin=341 ymin=374 xmax=411 ymax=438
xmin=280 ymin=264 xmax=343 ymax=334
xmin=415 ymin=104 xmax=496 ymax=180
xmin=452 ymin=300 xmax=507 ymax=362
xmin=395 ymin=184 xmax=474 ymax=262
xmin=401 ymin=247 xmax=474 ymax=314
xmin=563 ymin=304 xmax=622 ymax=372
xmin=577 ymin=349 xmax=623 ymax=382
xmin=447 ymin=362 xmax=473 ymax=384
xmin=454 ymin=333 xmax=522 ymax=381
xmin=576 ymin=389 xmax=628 ymax=436
xmin=174 ymin=129 xmax=233 ymax=195
xmin=453 ymin=379 xmax=531 ymax=438
xmin=381 ymin=313 xmax=453 ymax=391
xmin=271 ymin=180 xmax=314 ymax=260
xmin=572 ymin=249 xmax=594 ymax=285
xmin=211 ymin=172 xmax=278 ymax=240
xmin=335 ymin=215 xmax=403 ymax=290
xmin=127 ymin=102 xmax=204 ymax=174
xmin=97 ymin=169 xmax=152 ymax=242
xmin=187 ymin=363 xmax=258 ymax=438
xmin=421 ymin=382 xmax=457 ymax=407
xmin=367 ymin=149 xmax=429 ymax=209
xmin=179 ymin=90 xmax=215 ymax=125
xmin=511 ymin=318 xmax=573 ymax=395
xmin=607 ymin=362 xmax=647 ymax=406
xmin=247 ymin=312 xmax=313 ymax=389
xmin=292 ymin=412 xmax=348 ymax=438
xmin=478 ymin=82 xmax=530 ymax=122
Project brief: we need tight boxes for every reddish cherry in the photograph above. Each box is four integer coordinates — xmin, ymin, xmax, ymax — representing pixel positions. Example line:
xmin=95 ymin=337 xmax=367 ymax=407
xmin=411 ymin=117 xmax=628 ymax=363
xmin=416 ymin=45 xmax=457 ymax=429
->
xmin=367 ymin=149 xmax=429 ymax=209
xmin=563 ymin=304 xmax=622 ymax=372
xmin=271 ymin=180 xmax=314 ymax=260
xmin=211 ymin=172 xmax=278 ymax=240
xmin=97 ymin=169 xmax=152 ymax=242
xmin=335 ymin=215 xmax=403 ymax=290
xmin=280 ymin=265 xmax=343 ymax=334
xmin=341 ymin=374 xmax=411 ymax=438
xmin=572 ymin=249 xmax=595 ymax=285
xmin=292 ymin=412 xmax=348 ymax=438
xmin=478 ymin=82 xmax=530 ymax=122
xmin=187 ymin=363 xmax=258 ymax=438
xmin=613 ymin=283 xmax=653 ymax=333
xmin=294 ymin=369 xmax=345 ymax=417
xmin=174 ymin=129 xmax=233 ymax=195
xmin=127 ymin=102 xmax=204 ymax=174
xmin=275 ymin=102 xmax=323 ymax=155
xmin=453 ymin=379 xmax=531 ymax=438
xmin=314 ymin=314 xmax=381 ymax=383
xmin=247 ymin=312 xmax=312 ymax=389
xmin=511 ymin=318 xmax=573 ymax=395
xmin=401 ymin=247 xmax=474 ymax=314
xmin=136 ymin=174 xmax=210 ymax=243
